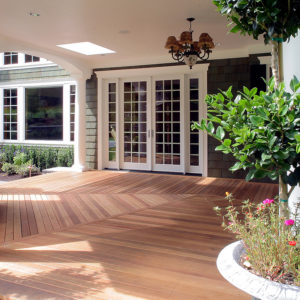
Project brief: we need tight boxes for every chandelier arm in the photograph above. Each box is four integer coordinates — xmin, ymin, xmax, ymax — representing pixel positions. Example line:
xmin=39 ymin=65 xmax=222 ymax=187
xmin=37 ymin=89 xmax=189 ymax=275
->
xmin=170 ymin=50 xmax=184 ymax=62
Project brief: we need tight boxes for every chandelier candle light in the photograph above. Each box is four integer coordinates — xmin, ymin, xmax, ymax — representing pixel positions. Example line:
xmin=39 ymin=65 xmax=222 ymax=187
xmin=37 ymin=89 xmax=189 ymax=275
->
xmin=165 ymin=18 xmax=214 ymax=69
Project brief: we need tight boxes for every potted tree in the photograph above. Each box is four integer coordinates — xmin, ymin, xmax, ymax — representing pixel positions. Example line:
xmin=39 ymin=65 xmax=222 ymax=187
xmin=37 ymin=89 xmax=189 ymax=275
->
xmin=192 ymin=1 xmax=300 ymax=298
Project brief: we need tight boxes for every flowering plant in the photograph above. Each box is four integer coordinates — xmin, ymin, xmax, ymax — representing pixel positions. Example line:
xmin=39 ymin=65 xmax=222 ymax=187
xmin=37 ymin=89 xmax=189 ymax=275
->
xmin=214 ymin=193 xmax=300 ymax=286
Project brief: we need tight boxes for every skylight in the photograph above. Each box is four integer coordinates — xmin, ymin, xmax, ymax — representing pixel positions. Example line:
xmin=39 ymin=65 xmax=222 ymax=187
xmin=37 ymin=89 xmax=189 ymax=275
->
xmin=57 ymin=42 xmax=115 ymax=55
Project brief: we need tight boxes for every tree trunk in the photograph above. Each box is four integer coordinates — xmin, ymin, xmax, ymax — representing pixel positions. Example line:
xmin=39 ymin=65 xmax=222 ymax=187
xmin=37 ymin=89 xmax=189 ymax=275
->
xmin=279 ymin=175 xmax=289 ymax=219
xmin=271 ymin=40 xmax=281 ymax=88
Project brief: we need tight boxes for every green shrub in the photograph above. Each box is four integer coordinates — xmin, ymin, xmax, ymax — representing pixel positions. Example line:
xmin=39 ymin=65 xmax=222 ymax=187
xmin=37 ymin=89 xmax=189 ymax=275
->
xmin=56 ymin=147 xmax=74 ymax=167
xmin=0 ymin=152 xmax=7 ymax=166
xmin=2 ymin=162 xmax=17 ymax=175
xmin=0 ymin=145 xmax=74 ymax=170
xmin=13 ymin=152 xmax=28 ymax=166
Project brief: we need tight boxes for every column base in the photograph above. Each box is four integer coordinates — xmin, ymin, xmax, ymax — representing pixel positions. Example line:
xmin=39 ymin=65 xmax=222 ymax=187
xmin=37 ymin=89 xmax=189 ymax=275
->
xmin=71 ymin=163 xmax=88 ymax=172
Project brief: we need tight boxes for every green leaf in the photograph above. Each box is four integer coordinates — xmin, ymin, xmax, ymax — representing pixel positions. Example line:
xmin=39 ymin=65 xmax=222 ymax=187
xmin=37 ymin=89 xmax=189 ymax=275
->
xmin=223 ymin=139 xmax=232 ymax=146
xmin=215 ymin=144 xmax=228 ymax=152
xmin=295 ymin=134 xmax=300 ymax=143
xmin=254 ymin=169 xmax=267 ymax=178
xmin=256 ymin=107 xmax=268 ymax=120
xmin=243 ymin=86 xmax=250 ymax=95
xmin=216 ymin=126 xmax=225 ymax=140
xmin=250 ymin=116 xmax=264 ymax=126
xmin=290 ymin=76 xmax=300 ymax=92
xmin=279 ymin=105 xmax=289 ymax=116
xmin=229 ymin=162 xmax=242 ymax=171
xmin=261 ymin=153 xmax=272 ymax=161
xmin=230 ymin=25 xmax=241 ymax=33
xmin=210 ymin=116 xmax=222 ymax=124
xmin=207 ymin=122 xmax=214 ymax=134
xmin=269 ymin=136 xmax=277 ymax=148
xmin=245 ymin=169 xmax=256 ymax=181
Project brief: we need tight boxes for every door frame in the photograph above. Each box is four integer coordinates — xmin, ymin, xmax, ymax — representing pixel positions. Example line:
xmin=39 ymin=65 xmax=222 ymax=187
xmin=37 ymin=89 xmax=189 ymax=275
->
xmin=96 ymin=64 xmax=209 ymax=175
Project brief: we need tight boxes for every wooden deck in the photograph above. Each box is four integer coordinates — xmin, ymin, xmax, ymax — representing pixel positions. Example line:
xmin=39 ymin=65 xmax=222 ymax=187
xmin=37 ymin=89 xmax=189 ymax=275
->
xmin=0 ymin=171 xmax=278 ymax=299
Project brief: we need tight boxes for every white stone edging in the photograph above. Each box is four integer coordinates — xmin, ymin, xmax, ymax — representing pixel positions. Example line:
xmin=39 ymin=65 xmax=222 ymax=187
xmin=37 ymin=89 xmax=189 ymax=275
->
xmin=216 ymin=241 xmax=300 ymax=300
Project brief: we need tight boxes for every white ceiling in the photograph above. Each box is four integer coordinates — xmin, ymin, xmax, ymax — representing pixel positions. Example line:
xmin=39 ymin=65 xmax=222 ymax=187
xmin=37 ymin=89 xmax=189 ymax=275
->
xmin=0 ymin=0 xmax=269 ymax=71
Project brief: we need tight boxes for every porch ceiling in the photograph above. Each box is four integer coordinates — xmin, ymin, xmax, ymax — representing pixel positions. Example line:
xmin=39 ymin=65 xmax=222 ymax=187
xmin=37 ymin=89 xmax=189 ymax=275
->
xmin=0 ymin=0 xmax=268 ymax=69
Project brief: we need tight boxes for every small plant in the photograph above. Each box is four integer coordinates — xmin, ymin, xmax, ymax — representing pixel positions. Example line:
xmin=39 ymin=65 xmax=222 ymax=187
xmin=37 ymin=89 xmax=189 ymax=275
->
xmin=16 ymin=162 xmax=40 ymax=177
xmin=1 ymin=163 xmax=17 ymax=175
xmin=214 ymin=193 xmax=300 ymax=286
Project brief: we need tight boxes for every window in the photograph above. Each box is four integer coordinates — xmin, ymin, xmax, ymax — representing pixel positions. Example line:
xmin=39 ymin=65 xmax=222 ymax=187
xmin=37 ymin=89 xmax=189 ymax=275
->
xmin=3 ymin=89 xmax=18 ymax=140
xmin=25 ymin=54 xmax=40 ymax=63
xmin=70 ymin=85 xmax=76 ymax=141
xmin=25 ymin=87 xmax=63 ymax=140
xmin=109 ymin=83 xmax=117 ymax=161
xmin=4 ymin=52 xmax=18 ymax=65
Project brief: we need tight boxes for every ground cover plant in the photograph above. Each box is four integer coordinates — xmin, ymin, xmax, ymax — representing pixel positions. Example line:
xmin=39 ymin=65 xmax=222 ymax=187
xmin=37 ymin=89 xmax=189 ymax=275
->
xmin=214 ymin=193 xmax=300 ymax=285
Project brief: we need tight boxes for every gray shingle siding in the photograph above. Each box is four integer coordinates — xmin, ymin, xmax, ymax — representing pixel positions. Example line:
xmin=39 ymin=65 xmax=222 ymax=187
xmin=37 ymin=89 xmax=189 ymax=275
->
xmin=0 ymin=65 xmax=71 ymax=83
xmin=85 ymin=74 xmax=97 ymax=169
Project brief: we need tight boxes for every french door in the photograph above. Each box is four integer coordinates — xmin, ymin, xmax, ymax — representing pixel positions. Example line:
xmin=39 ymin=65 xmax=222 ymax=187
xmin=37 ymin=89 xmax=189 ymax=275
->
xmin=121 ymin=79 xmax=151 ymax=170
xmin=101 ymin=66 xmax=207 ymax=175
xmin=152 ymin=77 xmax=183 ymax=172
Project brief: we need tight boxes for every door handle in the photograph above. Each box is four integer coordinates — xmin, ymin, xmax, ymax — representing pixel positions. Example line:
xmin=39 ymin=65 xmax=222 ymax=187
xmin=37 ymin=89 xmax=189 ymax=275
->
xmin=148 ymin=129 xmax=150 ymax=138
xmin=151 ymin=129 xmax=154 ymax=138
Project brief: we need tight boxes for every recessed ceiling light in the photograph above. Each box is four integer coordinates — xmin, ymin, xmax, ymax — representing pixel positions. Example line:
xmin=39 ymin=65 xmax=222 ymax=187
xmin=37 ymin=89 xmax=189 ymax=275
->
xmin=57 ymin=42 xmax=115 ymax=55
xmin=29 ymin=12 xmax=40 ymax=17
xmin=119 ymin=30 xmax=130 ymax=34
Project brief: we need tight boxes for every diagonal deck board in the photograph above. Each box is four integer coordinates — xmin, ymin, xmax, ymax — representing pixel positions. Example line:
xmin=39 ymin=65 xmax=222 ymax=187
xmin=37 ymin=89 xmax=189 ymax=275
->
xmin=0 ymin=171 xmax=278 ymax=244
xmin=0 ymin=171 xmax=278 ymax=299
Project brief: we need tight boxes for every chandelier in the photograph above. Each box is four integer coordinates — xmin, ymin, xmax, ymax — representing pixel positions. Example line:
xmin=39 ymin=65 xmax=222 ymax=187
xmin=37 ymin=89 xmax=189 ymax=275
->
xmin=165 ymin=18 xmax=214 ymax=69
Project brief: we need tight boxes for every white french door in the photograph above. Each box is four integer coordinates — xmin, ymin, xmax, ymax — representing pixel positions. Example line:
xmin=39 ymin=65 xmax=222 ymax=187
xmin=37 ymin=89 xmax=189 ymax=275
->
xmin=99 ymin=65 xmax=208 ymax=176
xmin=120 ymin=79 xmax=151 ymax=170
xmin=152 ymin=76 xmax=184 ymax=172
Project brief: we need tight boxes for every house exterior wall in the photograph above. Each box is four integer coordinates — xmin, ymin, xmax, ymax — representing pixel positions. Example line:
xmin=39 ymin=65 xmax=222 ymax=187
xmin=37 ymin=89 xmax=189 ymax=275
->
xmin=89 ymin=55 xmax=266 ymax=177
xmin=85 ymin=75 xmax=97 ymax=169
xmin=207 ymin=57 xmax=252 ymax=179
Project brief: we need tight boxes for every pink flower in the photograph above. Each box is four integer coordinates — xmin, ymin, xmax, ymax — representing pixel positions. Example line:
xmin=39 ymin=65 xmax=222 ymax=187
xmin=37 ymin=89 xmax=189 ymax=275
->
xmin=284 ymin=219 xmax=295 ymax=226
xmin=263 ymin=198 xmax=274 ymax=205
xmin=288 ymin=241 xmax=296 ymax=246
xmin=228 ymin=222 xmax=232 ymax=225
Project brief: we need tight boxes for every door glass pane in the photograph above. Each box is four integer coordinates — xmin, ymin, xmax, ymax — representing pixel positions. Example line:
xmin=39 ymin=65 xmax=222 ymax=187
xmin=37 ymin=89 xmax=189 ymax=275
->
xmin=123 ymin=81 xmax=147 ymax=163
xmin=155 ymin=79 xmax=180 ymax=165
xmin=190 ymin=78 xmax=200 ymax=166
xmin=108 ymin=83 xmax=117 ymax=161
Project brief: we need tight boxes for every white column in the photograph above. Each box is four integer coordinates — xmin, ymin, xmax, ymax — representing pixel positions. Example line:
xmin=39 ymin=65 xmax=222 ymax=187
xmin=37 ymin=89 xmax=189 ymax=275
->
xmin=72 ymin=75 xmax=87 ymax=171
xmin=282 ymin=31 xmax=300 ymax=215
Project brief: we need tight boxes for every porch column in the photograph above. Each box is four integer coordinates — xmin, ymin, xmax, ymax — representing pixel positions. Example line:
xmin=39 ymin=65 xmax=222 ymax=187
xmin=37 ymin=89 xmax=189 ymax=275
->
xmin=72 ymin=74 xmax=87 ymax=171
xmin=282 ymin=30 xmax=300 ymax=216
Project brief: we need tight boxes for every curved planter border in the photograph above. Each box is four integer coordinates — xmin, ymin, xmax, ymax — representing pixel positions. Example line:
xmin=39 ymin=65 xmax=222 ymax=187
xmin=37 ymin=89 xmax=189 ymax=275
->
xmin=216 ymin=241 xmax=300 ymax=300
